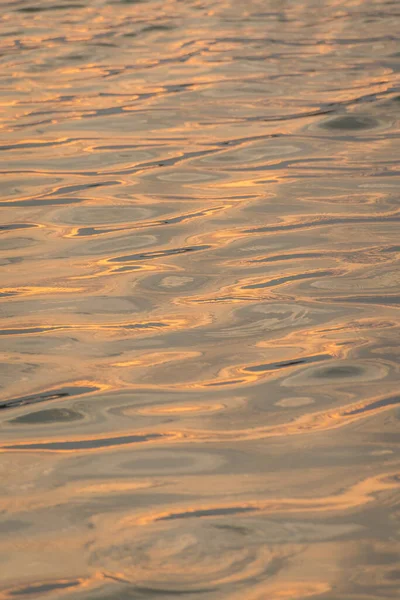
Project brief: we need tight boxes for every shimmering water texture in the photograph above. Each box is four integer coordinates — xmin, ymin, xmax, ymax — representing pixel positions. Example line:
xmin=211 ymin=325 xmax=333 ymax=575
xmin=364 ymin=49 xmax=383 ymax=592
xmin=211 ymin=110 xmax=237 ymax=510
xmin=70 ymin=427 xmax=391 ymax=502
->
xmin=1 ymin=0 xmax=400 ymax=598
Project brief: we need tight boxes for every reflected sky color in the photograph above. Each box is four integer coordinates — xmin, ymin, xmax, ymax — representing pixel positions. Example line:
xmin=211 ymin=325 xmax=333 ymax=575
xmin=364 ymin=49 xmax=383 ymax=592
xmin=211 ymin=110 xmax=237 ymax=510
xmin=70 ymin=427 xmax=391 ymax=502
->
xmin=0 ymin=0 xmax=399 ymax=598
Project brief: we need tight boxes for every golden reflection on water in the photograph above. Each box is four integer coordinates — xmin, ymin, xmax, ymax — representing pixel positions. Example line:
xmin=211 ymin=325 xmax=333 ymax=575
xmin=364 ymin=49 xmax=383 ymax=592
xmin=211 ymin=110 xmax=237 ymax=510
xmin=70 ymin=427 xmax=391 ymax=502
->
xmin=1 ymin=0 xmax=400 ymax=598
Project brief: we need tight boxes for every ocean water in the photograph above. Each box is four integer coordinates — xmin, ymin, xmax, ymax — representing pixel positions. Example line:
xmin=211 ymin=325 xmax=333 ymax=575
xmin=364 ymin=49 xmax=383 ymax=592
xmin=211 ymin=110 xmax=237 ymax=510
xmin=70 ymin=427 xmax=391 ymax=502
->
xmin=0 ymin=0 xmax=400 ymax=598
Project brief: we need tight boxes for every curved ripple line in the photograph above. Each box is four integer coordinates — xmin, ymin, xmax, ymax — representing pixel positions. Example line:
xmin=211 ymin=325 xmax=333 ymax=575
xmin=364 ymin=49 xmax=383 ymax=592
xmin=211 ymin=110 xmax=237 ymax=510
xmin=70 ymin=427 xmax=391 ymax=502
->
xmin=245 ymin=211 xmax=400 ymax=235
xmin=185 ymin=393 xmax=400 ymax=443
xmin=2 ymin=393 xmax=399 ymax=453
xmin=133 ymin=471 xmax=400 ymax=525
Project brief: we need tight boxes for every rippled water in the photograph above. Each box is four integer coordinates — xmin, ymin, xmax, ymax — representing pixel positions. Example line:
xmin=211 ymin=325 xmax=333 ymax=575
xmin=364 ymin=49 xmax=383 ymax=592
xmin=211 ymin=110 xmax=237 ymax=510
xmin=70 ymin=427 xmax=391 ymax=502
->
xmin=1 ymin=0 xmax=400 ymax=598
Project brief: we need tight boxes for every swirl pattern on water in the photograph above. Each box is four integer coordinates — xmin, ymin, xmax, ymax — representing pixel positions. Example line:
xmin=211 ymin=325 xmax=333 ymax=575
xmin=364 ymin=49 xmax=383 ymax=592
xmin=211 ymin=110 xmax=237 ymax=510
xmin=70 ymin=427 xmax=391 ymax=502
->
xmin=0 ymin=0 xmax=399 ymax=598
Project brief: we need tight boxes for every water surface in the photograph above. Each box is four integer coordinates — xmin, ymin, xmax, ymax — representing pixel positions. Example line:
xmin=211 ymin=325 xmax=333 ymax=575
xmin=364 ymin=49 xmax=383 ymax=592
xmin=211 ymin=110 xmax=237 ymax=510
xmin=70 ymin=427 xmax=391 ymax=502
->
xmin=1 ymin=0 xmax=400 ymax=598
